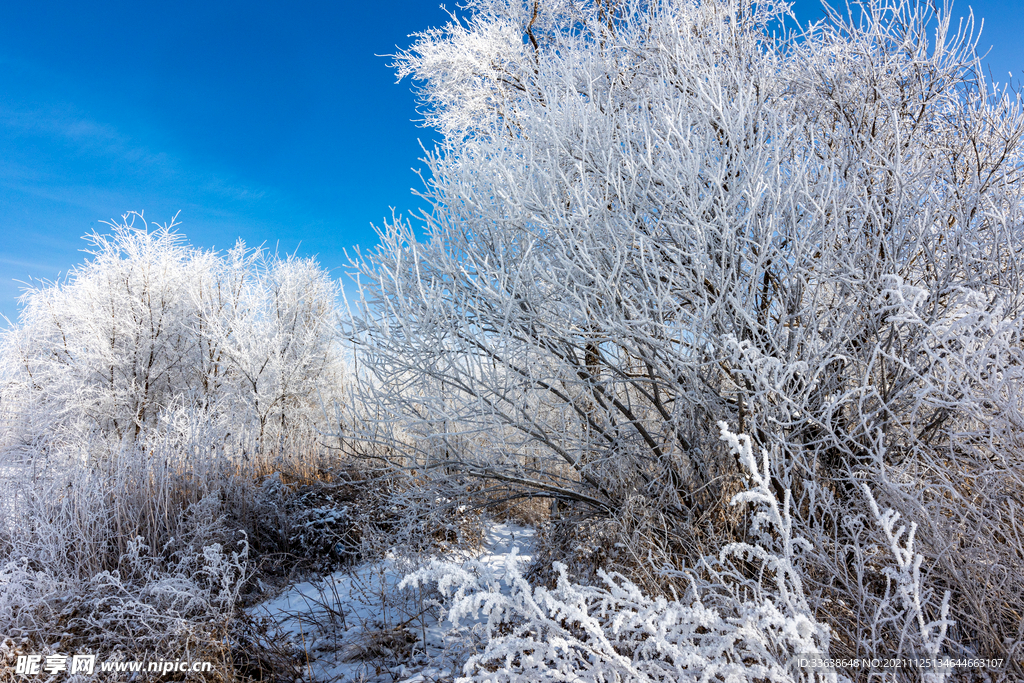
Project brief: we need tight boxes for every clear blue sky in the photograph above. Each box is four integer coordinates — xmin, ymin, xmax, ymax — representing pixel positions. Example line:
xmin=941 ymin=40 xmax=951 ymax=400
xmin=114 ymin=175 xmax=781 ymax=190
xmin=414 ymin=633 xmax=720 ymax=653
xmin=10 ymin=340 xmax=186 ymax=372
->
xmin=1 ymin=1 xmax=1021 ymax=323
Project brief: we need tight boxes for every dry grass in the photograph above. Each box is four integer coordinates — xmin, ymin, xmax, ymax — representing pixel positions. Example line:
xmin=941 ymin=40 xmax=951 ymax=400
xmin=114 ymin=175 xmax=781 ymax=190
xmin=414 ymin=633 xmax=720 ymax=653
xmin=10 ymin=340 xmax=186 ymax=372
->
xmin=0 ymin=424 xmax=373 ymax=681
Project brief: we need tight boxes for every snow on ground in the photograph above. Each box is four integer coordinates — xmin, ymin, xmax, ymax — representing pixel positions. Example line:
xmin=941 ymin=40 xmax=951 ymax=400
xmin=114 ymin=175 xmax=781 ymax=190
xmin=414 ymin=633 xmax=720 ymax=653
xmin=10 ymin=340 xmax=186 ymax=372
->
xmin=250 ymin=521 xmax=536 ymax=682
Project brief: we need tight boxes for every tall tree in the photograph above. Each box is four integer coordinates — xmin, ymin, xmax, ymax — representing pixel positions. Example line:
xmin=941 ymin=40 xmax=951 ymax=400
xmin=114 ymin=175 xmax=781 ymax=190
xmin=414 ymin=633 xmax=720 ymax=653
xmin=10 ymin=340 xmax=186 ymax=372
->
xmin=351 ymin=0 xmax=1024 ymax=666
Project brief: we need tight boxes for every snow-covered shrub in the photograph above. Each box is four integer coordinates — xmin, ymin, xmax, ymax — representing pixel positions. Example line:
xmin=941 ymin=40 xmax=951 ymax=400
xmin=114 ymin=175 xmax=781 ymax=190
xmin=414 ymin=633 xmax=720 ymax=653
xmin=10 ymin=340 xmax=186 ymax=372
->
xmin=403 ymin=425 xmax=961 ymax=682
xmin=0 ymin=486 xmax=249 ymax=677
xmin=401 ymin=425 xmax=830 ymax=681
xmin=0 ymin=415 xmax=379 ymax=679
xmin=404 ymin=553 xmax=836 ymax=683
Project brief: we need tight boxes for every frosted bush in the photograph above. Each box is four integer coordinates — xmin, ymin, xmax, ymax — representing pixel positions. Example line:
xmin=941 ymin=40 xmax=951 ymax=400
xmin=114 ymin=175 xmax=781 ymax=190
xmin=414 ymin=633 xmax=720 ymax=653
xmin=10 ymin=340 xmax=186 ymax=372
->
xmin=403 ymin=425 xmax=962 ymax=682
xmin=402 ymin=426 xmax=836 ymax=682
xmin=0 ymin=523 xmax=248 ymax=667
xmin=404 ymin=556 xmax=838 ymax=682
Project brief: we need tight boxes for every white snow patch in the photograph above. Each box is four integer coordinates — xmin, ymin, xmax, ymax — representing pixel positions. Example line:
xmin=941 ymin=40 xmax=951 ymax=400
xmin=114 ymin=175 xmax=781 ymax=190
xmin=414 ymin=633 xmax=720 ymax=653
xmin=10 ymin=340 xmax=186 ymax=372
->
xmin=249 ymin=521 xmax=536 ymax=682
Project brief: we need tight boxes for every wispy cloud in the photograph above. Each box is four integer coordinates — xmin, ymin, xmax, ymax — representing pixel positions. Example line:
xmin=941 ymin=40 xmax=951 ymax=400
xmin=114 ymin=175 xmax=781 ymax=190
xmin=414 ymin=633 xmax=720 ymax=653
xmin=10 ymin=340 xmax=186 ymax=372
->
xmin=0 ymin=257 xmax=67 ymax=272
xmin=0 ymin=101 xmax=305 ymax=322
xmin=0 ymin=102 xmax=283 ymax=214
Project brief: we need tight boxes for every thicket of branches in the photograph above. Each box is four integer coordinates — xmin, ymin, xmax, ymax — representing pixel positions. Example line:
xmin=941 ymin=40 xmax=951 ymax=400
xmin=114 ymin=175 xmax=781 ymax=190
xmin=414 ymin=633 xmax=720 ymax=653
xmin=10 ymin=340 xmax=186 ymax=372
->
xmin=348 ymin=0 xmax=1024 ymax=674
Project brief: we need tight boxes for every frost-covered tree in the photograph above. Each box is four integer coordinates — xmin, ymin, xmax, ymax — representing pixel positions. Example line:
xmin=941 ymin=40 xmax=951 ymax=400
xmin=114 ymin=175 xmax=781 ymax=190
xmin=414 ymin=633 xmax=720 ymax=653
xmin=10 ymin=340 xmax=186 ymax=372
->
xmin=350 ymin=0 xmax=1024 ymax=671
xmin=1 ymin=212 xmax=342 ymax=453
xmin=193 ymin=237 xmax=341 ymax=442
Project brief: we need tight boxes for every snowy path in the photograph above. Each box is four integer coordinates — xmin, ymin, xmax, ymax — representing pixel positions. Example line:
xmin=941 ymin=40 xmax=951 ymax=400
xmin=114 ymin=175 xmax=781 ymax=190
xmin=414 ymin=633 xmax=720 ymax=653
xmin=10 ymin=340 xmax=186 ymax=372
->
xmin=250 ymin=521 xmax=536 ymax=682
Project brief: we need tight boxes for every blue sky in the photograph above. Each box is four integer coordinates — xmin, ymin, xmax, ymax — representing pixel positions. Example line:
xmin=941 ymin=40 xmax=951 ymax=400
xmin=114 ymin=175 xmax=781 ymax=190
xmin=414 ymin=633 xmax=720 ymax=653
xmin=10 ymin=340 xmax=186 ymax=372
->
xmin=1 ymin=0 xmax=1021 ymax=323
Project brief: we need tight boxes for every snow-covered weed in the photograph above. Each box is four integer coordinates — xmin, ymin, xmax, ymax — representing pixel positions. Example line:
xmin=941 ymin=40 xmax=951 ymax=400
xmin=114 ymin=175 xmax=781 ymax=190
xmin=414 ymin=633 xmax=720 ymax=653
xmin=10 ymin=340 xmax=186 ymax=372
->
xmin=401 ymin=426 xmax=831 ymax=682
xmin=402 ymin=425 xmax=963 ymax=682
xmin=860 ymin=486 xmax=952 ymax=683
xmin=0 ymin=521 xmax=248 ymax=679
xmin=0 ymin=422 xmax=359 ymax=679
